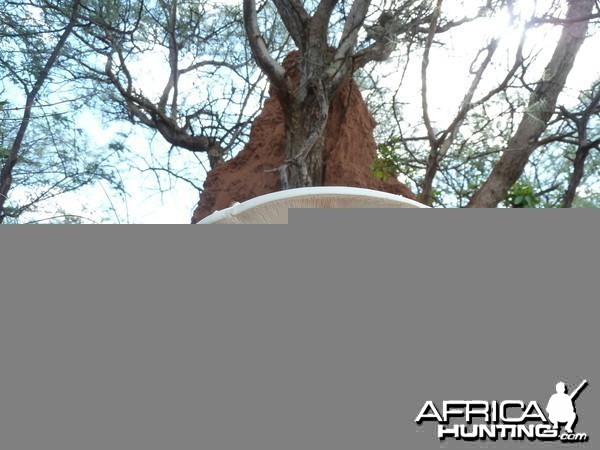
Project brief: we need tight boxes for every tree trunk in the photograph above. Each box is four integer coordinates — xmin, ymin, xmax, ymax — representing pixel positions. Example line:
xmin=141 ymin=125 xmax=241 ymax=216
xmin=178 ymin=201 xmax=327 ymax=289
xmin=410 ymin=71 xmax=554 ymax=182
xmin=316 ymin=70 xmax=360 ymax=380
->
xmin=563 ymin=146 xmax=590 ymax=208
xmin=467 ymin=0 xmax=595 ymax=208
xmin=419 ymin=150 xmax=440 ymax=205
xmin=283 ymin=82 xmax=330 ymax=188
xmin=243 ymin=0 xmax=370 ymax=190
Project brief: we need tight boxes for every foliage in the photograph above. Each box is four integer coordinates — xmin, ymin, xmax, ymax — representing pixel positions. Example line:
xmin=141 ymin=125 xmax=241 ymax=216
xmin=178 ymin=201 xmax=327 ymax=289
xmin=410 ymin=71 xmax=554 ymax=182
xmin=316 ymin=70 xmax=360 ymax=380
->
xmin=503 ymin=182 xmax=539 ymax=208
xmin=2 ymin=0 xmax=600 ymax=221
xmin=0 ymin=0 xmax=125 ymax=222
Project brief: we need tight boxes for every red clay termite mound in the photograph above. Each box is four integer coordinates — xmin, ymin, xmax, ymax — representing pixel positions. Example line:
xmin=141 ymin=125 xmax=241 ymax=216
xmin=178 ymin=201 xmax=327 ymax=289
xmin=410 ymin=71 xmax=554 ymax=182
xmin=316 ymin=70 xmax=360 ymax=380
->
xmin=191 ymin=53 xmax=415 ymax=223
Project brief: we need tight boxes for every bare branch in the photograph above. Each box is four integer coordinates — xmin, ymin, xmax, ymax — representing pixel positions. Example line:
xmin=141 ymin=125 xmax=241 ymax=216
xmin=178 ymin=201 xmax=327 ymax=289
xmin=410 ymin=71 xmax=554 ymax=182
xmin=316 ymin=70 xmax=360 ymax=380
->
xmin=354 ymin=3 xmax=489 ymax=68
xmin=158 ymin=0 xmax=180 ymax=120
xmin=562 ymin=84 xmax=600 ymax=207
xmin=271 ymin=0 xmax=310 ymax=49
xmin=0 ymin=0 xmax=83 ymax=223
xmin=421 ymin=0 xmax=443 ymax=149
xmin=243 ymin=0 xmax=287 ymax=92
xmin=313 ymin=0 xmax=339 ymax=43
xmin=325 ymin=0 xmax=373 ymax=86
xmin=178 ymin=60 xmax=244 ymax=75
xmin=468 ymin=0 xmax=596 ymax=208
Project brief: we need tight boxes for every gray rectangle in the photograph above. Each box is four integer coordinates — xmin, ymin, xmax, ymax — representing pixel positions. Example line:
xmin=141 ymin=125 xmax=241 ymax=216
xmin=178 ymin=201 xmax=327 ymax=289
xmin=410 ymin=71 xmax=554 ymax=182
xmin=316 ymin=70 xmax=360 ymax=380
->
xmin=0 ymin=213 xmax=597 ymax=449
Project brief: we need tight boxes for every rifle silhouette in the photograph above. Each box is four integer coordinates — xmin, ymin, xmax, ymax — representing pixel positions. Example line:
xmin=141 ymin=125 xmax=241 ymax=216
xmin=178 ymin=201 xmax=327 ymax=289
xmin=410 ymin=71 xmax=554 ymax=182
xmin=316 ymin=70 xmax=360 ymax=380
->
xmin=569 ymin=379 xmax=588 ymax=401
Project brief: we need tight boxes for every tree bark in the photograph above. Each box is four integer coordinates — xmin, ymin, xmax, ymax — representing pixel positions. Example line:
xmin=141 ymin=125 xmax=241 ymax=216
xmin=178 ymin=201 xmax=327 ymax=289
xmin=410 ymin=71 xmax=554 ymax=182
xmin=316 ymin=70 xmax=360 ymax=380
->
xmin=562 ymin=84 xmax=600 ymax=207
xmin=244 ymin=0 xmax=372 ymax=189
xmin=467 ymin=0 xmax=595 ymax=208
xmin=563 ymin=146 xmax=590 ymax=208
xmin=283 ymin=84 xmax=329 ymax=187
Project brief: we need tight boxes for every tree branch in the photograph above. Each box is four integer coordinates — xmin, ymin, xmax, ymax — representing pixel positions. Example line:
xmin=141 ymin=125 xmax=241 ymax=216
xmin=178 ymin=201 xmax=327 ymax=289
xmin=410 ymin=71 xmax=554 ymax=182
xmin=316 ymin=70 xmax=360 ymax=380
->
xmin=421 ymin=0 xmax=443 ymax=149
xmin=325 ymin=0 xmax=372 ymax=86
xmin=562 ymin=83 xmax=600 ymax=207
xmin=354 ymin=4 xmax=489 ymax=69
xmin=420 ymin=36 xmax=500 ymax=205
xmin=271 ymin=0 xmax=310 ymax=50
xmin=243 ymin=0 xmax=287 ymax=93
xmin=467 ymin=0 xmax=596 ymax=208
xmin=0 ymin=0 xmax=82 ymax=223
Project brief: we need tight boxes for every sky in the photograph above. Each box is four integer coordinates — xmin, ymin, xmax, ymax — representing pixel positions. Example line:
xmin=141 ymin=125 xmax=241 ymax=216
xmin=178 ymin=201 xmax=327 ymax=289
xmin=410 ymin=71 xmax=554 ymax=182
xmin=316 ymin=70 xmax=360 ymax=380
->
xmin=12 ymin=113 xmax=202 ymax=224
xmin=73 ymin=114 xmax=202 ymax=224
xmin=9 ymin=0 xmax=600 ymax=223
